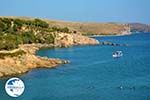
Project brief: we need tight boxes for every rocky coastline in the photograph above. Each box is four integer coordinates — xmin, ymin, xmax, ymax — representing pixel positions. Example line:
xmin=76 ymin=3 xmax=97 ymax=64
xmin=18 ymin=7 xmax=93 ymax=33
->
xmin=0 ymin=33 xmax=99 ymax=78
xmin=101 ymin=41 xmax=128 ymax=46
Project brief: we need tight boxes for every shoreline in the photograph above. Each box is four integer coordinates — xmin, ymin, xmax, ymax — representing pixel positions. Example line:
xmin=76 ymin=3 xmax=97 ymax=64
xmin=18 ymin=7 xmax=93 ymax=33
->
xmin=0 ymin=32 xmax=134 ymax=78
xmin=0 ymin=32 xmax=132 ymax=78
xmin=0 ymin=44 xmax=70 ymax=78
xmin=0 ymin=33 xmax=99 ymax=78
xmin=88 ymin=33 xmax=132 ymax=38
xmin=0 ymin=32 xmax=136 ymax=78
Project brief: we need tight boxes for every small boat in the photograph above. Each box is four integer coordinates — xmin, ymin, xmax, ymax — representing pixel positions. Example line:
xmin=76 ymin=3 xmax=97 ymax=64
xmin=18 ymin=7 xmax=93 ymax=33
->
xmin=112 ymin=51 xmax=123 ymax=58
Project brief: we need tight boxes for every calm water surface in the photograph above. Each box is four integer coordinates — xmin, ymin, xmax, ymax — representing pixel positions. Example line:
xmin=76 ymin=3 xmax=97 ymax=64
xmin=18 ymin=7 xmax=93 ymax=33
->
xmin=0 ymin=33 xmax=150 ymax=100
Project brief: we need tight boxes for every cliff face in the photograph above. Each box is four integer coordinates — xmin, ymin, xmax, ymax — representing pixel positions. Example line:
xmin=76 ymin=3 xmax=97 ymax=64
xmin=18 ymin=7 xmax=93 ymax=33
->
xmin=54 ymin=33 xmax=99 ymax=47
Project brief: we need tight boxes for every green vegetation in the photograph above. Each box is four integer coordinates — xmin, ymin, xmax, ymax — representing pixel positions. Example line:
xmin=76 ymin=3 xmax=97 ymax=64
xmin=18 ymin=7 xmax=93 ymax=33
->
xmin=83 ymin=32 xmax=118 ymax=36
xmin=99 ymin=33 xmax=117 ymax=35
xmin=51 ymin=26 xmax=69 ymax=33
xmin=83 ymin=32 xmax=96 ymax=36
xmin=0 ymin=50 xmax=26 ymax=59
xmin=0 ymin=17 xmax=70 ymax=50
xmin=0 ymin=34 xmax=19 ymax=50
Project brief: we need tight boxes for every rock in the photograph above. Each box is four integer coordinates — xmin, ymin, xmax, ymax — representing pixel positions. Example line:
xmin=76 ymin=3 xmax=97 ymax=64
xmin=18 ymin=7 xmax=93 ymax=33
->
xmin=101 ymin=41 xmax=128 ymax=46
xmin=62 ymin=60 xmax=70 ymax=64
xmin=54 ymin=33 xmax=99 ymax=47
xmin=0 ymin=47 xmax=70 ymax=78
xmin=102 ymin=41 xmax=113 ymax=45
xmin=0 ymin=72 xmax=3 ymax=77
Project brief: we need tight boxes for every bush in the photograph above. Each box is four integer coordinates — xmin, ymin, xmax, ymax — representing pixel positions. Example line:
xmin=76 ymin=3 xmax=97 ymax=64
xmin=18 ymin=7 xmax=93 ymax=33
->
xmin=0 ymin=50 xmax=26 ymax=59
xmin=34 ymin=19 xmax=49 ymax=28
xmin=0 ymin=20 xmax=5 ymax=32
xmin=60 ymin=27 xmax=69 ymax=33
xmin=13 ymin=19 xmax=24 ymax=29
xmin=0 ymin=18 xmax=11 ymax=32
xmin=44 ymin=34 xmax=55 ymax=44
xmin=51 ymin=26 xmax=70 ymax=33
xmin=0 ymin=34 xmax=19 ymax=50
xmin=21 ymin=32 xmax=36 ymax=44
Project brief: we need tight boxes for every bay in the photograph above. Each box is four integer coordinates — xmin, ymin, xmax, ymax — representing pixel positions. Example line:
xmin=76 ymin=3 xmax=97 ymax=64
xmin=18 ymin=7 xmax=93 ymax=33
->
xmin=0 ymin=33 xmax=150 ymax=100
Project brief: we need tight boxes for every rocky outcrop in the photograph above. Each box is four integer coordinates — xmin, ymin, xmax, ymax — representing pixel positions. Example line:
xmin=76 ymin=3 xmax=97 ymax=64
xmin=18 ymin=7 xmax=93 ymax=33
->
xmin=54 ymin=33 xmax=99 ymax=47
xmin=0 ymin=54 xmax=69 ymax=77
xmin=101 ymin=41 xmax=128 ymax=46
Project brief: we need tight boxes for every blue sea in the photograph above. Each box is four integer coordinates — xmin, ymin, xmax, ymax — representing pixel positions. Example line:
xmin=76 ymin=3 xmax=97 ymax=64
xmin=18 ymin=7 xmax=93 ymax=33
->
xmin=0 ymin=33 xmax=150 ymax=100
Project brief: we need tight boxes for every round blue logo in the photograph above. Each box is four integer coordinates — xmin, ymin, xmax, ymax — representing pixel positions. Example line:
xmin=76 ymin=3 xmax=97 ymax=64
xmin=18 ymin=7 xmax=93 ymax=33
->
xmin=5 ymin=77 xmax=25 ymax=97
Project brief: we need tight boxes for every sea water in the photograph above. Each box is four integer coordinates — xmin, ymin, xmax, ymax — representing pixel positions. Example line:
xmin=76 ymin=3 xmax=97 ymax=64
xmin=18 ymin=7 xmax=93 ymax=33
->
xmin=0 ymin=33 xmax=150 ymax=100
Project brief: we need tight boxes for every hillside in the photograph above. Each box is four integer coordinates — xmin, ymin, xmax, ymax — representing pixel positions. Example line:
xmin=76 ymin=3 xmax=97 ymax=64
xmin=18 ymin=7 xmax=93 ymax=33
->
xmin=129 ymin=23 xmax=150 ymax=33
xmin=0 ymin=17 xmax=99 ymax=50
xmin=0 ymin=17 xmax=99 ymax=77
xmin=0 ymin=17 xmax=71 ymax=50
xmin=1 ymin=16 xmax=131 ymax=35
xmin=45 ymin=20 xmax=131 ymax=35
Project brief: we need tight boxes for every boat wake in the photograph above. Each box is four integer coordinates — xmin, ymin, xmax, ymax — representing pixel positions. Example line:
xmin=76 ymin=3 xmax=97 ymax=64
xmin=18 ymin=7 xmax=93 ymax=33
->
xmin=89 ymin=59 xmax=113 ymax=65
xmin=75 ymin=59 xmax=113 ymax=67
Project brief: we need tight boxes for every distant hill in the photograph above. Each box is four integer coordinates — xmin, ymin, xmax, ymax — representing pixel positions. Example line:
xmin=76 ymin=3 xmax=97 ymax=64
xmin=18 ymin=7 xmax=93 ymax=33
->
xmin=129 ymin=23 xmax=150 ymax=33
xmin=0 ymin=16 xmax=131 ymax=35
xmin=46 ymin=21 xmax=131 ymax=35
xmin=3 ymin=16 xmax=150 ymax=35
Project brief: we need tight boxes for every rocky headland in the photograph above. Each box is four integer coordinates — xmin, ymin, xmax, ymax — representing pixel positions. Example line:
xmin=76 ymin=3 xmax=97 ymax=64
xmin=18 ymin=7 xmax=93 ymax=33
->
xmin=0 ymin=32 xmax=99 ymax=78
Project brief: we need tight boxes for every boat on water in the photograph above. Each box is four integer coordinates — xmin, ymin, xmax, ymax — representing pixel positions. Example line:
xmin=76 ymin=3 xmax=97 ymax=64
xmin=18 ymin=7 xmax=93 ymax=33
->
xmin=112 ymin=51 xmax=123 ymax=58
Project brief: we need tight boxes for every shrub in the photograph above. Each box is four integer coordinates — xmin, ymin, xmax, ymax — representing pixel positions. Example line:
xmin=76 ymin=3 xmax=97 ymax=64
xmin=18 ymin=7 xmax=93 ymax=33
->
xmin=0 ymin=50 xmax=26 ymax=59
xmin=21 ymin=32 xmax=36 ymax=44
xmin=13 ymin=19 xmax=24 ymax=27
xmin=34 ymin=19 xmax=49 ymax=28
xmin=60 ymin=27 xmax=69 ymax=33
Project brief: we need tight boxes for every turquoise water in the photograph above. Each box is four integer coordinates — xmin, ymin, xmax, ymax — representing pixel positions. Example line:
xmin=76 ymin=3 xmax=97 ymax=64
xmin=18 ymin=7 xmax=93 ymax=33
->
xmin=0 ymin=33 xmax=150 ymax=100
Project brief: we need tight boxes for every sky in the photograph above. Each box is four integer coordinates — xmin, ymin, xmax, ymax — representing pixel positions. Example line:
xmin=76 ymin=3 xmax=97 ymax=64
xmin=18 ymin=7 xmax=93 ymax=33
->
xmin=0 ymin=0 xmax=150 ymax=24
